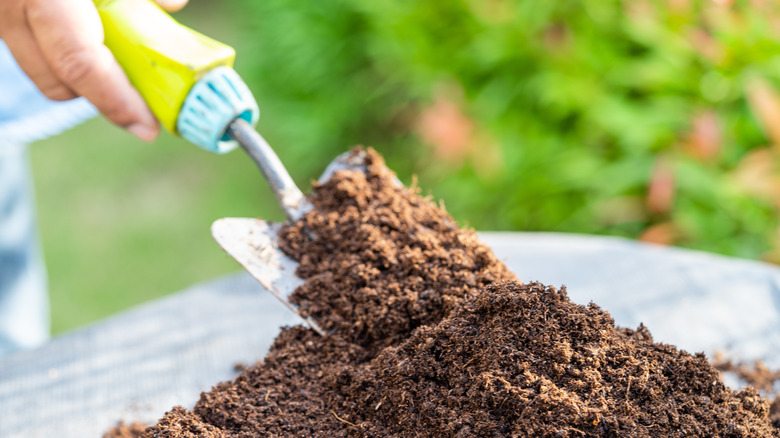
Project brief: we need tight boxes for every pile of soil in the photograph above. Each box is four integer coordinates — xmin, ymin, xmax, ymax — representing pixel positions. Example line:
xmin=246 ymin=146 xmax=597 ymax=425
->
xmin=141 ymin=149 xmax=778 ymax=437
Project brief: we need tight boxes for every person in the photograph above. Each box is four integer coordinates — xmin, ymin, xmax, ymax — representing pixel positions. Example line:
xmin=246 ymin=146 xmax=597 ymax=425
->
xmin=0 ymin=0 xmax=188 ymax=355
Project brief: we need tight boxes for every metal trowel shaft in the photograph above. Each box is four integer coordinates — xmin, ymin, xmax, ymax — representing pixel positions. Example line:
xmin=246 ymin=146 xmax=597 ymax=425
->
xmin=227 ymin=119 xmax=313 ymax=222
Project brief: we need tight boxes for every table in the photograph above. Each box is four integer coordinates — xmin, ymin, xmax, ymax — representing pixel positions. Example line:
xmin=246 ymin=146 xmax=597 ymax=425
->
xmin=3 ymin=232 xmax=780 ymax=437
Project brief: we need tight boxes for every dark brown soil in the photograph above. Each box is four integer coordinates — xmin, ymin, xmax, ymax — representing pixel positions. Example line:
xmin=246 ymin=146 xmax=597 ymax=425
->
xmin=145 ymin=407 xmax=225 ymax=438
xmin=714 ymin=354 xmax=780 ymax=429
xmin=141 ymin=148 xmax=779 ymax=437
xmin=103 ymin=421 xmax=147 ymax=438
xmin=279 ymin=151 xmax=513 ymax=352
xmin=335 ymin=282 xmax=774 ymax=436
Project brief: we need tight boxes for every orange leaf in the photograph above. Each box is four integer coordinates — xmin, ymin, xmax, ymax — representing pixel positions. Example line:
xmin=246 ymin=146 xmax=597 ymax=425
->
xmin=730 ymin=148 xmax=780 ymax=203
xmin=684 ymin=110 xmax=721 ymax=161
xmin=646 ymin=159 xmax=676 ymax=215
xmin=687 ymin=29 xmax=722 ymax=62
xmin=667 ymin=0 xmax=691 ymax=14
xmin=416 ymin=92 xmax=474 ymax=165
xmin=639 ymin=222 xmax=678 ymax=246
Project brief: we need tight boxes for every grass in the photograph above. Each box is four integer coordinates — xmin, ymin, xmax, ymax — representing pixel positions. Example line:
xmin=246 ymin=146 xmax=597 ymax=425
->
xmin=31 ymin=116 xmax=286 ymax=334
xmin=27 ymin=0 xmax=303 ymax=334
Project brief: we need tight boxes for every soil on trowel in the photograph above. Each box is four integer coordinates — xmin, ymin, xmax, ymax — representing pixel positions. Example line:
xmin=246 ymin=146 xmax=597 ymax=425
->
xmin=141 ymin=148 xmax=779 ymax=437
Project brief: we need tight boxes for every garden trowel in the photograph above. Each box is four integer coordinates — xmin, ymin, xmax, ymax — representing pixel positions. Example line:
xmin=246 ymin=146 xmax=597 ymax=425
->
xmin=96 ymin=0 xmax=372 ymax=335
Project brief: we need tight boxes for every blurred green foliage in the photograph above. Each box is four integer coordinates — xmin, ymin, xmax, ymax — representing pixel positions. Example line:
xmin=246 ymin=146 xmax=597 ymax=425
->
xmin=231 ymin=0 xmax=780 ymax=259
xmin=32 ymin=0 xmax=780 ymax=332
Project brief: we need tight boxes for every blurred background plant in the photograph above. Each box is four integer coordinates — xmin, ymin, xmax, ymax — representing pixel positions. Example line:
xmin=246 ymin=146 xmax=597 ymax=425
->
xmin=33 ymin=0 xmax=780 ymax=332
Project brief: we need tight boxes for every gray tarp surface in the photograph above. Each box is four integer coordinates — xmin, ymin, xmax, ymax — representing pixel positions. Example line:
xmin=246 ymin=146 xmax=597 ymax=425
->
xmin=2 ymin=232 xmax=780 ymax=437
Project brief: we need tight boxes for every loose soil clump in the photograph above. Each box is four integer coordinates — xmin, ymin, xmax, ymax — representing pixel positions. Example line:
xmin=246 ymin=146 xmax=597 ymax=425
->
xmin=715 ymin=355 xmax=780 ymax=429
xmin=142 ymin=148 xmax=778 ymax=437
xmin=103 ymin=421 xmax=147 ymax=438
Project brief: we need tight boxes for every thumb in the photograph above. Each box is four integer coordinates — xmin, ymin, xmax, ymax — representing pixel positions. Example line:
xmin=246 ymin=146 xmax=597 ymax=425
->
xmin=154 ymin=0 xmax=188 ymax=12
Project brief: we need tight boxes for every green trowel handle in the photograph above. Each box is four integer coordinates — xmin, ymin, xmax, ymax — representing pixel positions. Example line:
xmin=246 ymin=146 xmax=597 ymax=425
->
xmin=94 ymin=0 xmax=236 ymax=134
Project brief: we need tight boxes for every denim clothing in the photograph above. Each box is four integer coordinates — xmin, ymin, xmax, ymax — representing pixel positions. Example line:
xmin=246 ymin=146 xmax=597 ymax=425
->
xmin=0 ymin=41 xmax=97 ymax=144
xmin=0 ymin=41 xmax=96 ymax=355
xmin=0 ymin=146 xmax=48 ymax=355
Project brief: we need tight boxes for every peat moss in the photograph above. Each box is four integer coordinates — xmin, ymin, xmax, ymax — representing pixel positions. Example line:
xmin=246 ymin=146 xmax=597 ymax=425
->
xmin=144 ymin=148 xmax=778 ymax=437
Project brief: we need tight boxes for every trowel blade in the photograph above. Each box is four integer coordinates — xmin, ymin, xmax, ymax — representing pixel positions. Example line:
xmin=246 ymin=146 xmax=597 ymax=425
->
xmin=211 ymin=217 xmax=325 ymax=335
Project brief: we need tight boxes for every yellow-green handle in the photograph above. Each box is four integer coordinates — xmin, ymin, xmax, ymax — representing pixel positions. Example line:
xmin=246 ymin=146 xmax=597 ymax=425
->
xmin=95 ymin=0 xmax=236 ymax=134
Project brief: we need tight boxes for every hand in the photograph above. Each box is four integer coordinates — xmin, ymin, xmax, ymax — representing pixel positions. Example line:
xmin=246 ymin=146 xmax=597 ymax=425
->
xmin=0 ymin=0 xmax=189 ymax=142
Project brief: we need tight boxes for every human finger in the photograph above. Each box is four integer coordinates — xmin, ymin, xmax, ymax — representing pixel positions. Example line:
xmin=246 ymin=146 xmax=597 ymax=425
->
xmin=0 ymin=2 xmax=77 ymax=101
xmin=155 ymin=0 xmax=189 ymax=12
xmin=26 ymin=0 xmax=159 ymax=141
